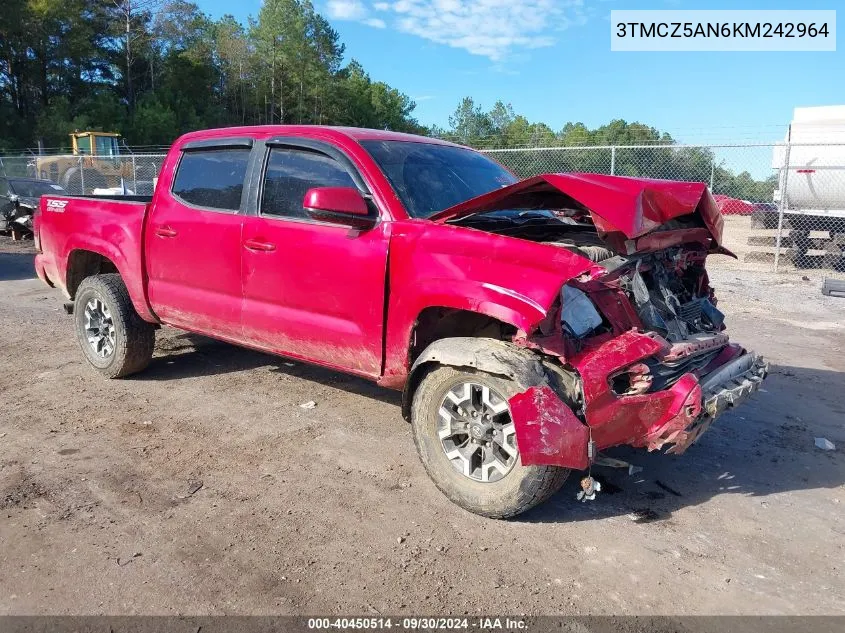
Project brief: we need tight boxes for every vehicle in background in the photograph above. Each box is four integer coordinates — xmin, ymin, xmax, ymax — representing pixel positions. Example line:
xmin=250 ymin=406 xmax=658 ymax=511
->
xmin=761 ymin=106 xmax=845 ymax=268
xmin=713 ymin=194 xmax=754 ymax=216
xmin=0 ymin=176 xmax=66 ymax=238
xmin=33 ymin=125 xmax=768 ymax=519
xmin=32 ymin=131 xmax=155 ymax=196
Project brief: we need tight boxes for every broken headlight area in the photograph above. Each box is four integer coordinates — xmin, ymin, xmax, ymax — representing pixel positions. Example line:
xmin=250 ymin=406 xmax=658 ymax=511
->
xmin=560 ymin=284 xmax=603 ymax=338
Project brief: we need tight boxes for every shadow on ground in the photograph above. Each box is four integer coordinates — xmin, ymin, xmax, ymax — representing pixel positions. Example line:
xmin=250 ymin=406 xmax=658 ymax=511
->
xmin=0 ymin=252 xmax=36 ymax=281
xmin=133 ymin=332 xmax=844 ymax=522
xmin=526 ymin=365 xmax=845 ymax=524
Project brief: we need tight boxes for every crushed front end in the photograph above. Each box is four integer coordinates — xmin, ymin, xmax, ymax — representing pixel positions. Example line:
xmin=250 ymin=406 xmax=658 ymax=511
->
xmin=438 ymin=173 xmax=769 ymax=470
xmin=514 ymin=243 xmax=768 ymax=469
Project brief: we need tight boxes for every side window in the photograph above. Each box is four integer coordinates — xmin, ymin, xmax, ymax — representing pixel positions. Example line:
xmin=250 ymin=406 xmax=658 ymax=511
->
xmin=0 ymin=179 xmax=8 ymax=197
xmin=172 ymin=149 xmax=250 ymax=211
xmin=261 ymin=148 xmax=357 ymax=219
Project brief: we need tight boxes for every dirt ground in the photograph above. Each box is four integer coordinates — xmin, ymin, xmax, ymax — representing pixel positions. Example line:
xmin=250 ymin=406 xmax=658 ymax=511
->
xmin=1 ymin=223 xmax=844 ymax=616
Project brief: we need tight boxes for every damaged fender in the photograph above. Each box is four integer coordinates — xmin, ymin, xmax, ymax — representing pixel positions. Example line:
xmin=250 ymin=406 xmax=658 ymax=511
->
xmin=403 ymin=337 xmax=589 ymax=470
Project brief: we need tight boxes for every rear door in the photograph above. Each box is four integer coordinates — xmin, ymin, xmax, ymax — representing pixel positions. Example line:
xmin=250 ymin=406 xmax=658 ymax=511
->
xmin=240 ymin=140 xmax=389 ymax=377
xmin=145 ymin=139 xmax=253 ymax=339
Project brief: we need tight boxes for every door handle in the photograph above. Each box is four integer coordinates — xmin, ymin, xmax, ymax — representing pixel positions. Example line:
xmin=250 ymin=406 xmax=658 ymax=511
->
xmin=155 ymin=225 xmax=178 ymax=238
xmin=243 ymin=239 xmax=276 ymax=252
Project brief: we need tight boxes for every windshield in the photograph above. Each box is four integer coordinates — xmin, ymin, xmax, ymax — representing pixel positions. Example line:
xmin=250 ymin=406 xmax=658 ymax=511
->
xmin=360 ymin=140 xmax=517 ymax=218
xmin=9 ymin=179 xmax=65 ymax=198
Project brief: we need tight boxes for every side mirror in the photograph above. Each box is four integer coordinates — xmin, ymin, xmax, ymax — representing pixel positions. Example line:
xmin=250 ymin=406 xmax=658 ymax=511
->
xmin=9 ymin=194 xmax=19 ymax=207
xmin=303 ymin=187 xmax=375 ymax=229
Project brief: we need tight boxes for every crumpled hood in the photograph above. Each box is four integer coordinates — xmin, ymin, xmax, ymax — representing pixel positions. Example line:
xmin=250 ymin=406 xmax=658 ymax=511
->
xmin=428 ymin=172 xmax=725 ymax=246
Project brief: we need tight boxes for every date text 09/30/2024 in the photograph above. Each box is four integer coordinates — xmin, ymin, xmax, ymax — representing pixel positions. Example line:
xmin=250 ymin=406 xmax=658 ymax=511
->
xmin=307 ymin=618 xmax=527 ymax=630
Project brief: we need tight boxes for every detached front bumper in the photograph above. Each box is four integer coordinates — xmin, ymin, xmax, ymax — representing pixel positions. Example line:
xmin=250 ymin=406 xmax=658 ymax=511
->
xmin=656 ymin=352 xmax=768 ymax=455
xmin=699 ymin=352 xmax=768 ymax=418
xmin=508 ymin=333 xmax=768 ymax=470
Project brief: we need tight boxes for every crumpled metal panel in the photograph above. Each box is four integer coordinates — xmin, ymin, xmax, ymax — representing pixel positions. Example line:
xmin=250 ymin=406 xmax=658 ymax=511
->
xmin=429 ymin=172 xmax=724 ymax=247
xmin=508 ymin=386 xmax=590 ymax=470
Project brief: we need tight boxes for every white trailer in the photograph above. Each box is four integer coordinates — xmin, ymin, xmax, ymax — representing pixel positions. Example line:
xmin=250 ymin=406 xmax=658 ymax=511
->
xmin=761 ymin=106 xmax=845 ymax=269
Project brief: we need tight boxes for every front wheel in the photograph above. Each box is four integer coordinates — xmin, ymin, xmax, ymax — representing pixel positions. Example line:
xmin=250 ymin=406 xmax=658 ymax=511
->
xmin=411 ymin=366 xmax=569 ymax=519
xmin=73 ymin=274 xmax=155 ymax=378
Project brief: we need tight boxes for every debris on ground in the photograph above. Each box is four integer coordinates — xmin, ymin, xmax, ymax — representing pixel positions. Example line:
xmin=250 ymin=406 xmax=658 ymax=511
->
xmin=593 ymin=454 xmax=642 ymax=476
xmin=116 ymin=552 xmax=142 ymax=567
xmin=577 ymin=476 xmax=601 ymax=502
xmin=655 ymin=480 xmax=683 ymax=497
xmin=176 ymin=479 xmax=204 ymax=499
xmin=814 ymin=437 xmax=836 ymax=451
xmin=299 ymin=401 xmax=317 ymax=410
xmin=628 ymin=508 xmax=660 ymax=523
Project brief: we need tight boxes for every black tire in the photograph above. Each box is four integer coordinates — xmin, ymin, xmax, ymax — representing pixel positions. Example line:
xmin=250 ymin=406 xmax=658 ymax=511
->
xmin=61 ymin=168 xmax=82 ymax=195
xmin=411 ymin=366 xmax=569 ymax=519
xmin=73 ymin=274 xmax=155 ymax=378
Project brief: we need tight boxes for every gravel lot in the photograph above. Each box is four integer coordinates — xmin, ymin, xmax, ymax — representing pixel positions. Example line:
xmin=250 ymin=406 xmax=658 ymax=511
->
xmin=1 ymin=226 xmax=843 ymax=616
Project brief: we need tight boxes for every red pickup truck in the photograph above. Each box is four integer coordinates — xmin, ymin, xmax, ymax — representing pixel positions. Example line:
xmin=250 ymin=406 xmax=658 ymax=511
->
xmin=34 ymin=126 xmax=767 ymax=518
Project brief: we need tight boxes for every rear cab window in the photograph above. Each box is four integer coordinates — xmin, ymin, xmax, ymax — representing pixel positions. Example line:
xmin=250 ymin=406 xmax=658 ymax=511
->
xmin=172 ymin=149 xmax=251 ymax=211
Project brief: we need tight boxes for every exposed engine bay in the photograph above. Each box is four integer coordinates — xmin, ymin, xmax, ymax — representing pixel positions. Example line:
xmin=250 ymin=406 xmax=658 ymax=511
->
xmin=452 ymin=209 xmax=725 ymax=344
xmin=614 ymin=249 xmax=725 ymax=343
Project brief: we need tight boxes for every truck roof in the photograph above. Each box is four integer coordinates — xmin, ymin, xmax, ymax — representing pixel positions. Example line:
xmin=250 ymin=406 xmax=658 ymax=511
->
xmin=174 ymin=125 xmax=462 ymax=148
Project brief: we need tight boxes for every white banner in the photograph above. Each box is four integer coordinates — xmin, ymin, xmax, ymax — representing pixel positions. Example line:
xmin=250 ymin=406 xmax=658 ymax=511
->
xmin=611 ymin=10 xmax=836 ymax=52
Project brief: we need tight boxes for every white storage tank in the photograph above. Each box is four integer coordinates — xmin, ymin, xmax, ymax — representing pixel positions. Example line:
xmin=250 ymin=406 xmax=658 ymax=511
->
xmin=773 ymin=106 xmax=845 ymax=215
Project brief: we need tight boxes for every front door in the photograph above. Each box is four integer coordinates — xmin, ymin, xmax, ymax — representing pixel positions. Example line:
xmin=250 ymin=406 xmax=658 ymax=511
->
xmin=240 ymin=144 xmax=389 ymax=377
xmin=145 ymin=145 xmax=251 ymax=340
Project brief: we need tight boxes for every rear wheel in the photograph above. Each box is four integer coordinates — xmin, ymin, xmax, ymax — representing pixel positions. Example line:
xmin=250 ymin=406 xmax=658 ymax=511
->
xmin=73 ymin=274 xmax=155 ymax=378
xmin=411 ymin=366 xmax=569 ymax=519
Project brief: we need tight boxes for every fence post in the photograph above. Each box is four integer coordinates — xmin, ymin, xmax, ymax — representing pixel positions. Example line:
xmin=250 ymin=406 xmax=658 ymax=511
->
xmin=79 ymin=156 xmax=85 ymax=195
xmin=610 ymin=146 xmax=616 ymax=175
xmin=773 ymin=141 xmax=791 ymax=273
xmin=709 ymin=156 xmax=715 ymax=190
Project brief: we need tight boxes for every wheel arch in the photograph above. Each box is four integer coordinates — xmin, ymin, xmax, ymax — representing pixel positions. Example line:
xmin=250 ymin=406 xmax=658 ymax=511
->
xmin=66 ymin=249 xmax=119 ymax=299
xmin=63 ymin=243 xmax=157 ymax=323
xmin=400 ymin=336 xmax=549 ymax=421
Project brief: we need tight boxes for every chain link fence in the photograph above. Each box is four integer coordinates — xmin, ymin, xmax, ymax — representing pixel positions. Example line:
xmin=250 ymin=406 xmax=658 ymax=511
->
xmin=2 ymin=143 xmax=844 ymax=276
xmin=0 ymin=154 xmax=166 ymax=197
xmin=481 ymin=143 xmax=845 ymax=277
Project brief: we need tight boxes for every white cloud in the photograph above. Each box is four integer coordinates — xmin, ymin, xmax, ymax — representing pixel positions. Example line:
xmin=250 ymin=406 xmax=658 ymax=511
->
xmin=413 ymin=95 xmax=436 ymax=101
xmin=326 ymin=1 xmax=590 ymax=61
xmin=326 ymin=0 xmax=368 ymax=20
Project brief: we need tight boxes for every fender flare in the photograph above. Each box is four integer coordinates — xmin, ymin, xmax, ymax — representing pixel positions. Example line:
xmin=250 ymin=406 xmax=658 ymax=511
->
xmin=401 ymin=337 xmax=549 ymax=421
xmin=63 ymin=239 xmax=157 ymax=323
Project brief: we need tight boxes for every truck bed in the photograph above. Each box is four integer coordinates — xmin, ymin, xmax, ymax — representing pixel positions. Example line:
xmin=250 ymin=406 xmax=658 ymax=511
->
xmin=35 ymin=194 xmax=153 ymax=320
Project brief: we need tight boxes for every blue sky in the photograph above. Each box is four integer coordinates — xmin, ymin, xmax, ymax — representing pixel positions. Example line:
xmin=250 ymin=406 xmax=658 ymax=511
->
xmin=199 ymin=0 xmax=842 ymax=144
